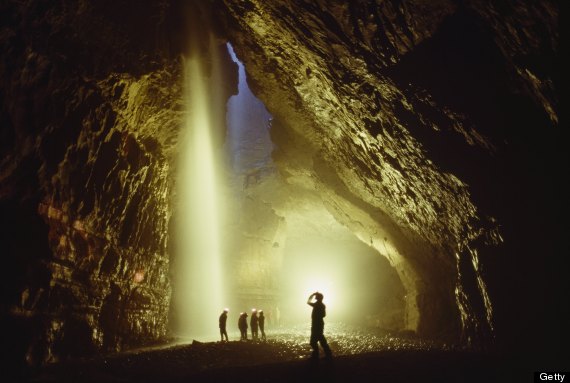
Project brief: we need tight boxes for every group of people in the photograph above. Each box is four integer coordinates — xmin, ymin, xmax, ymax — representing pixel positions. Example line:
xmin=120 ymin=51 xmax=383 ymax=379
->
xmin=218 ymin=308 xmax=267 ymax=342
xmin=238 ymin=309 xmax=267 ymax=341
xmin=217 ymin=292 xmax=332 ymax=360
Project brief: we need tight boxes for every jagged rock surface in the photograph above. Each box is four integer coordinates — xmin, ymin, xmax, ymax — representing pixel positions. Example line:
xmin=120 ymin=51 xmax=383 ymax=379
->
xmin=218 ymin=0 xmax=560 ymax=345
xmin=0 ymin=0 xmax=231 ymax=367
xmin=0 ymin=0 xmax=563 ymax=373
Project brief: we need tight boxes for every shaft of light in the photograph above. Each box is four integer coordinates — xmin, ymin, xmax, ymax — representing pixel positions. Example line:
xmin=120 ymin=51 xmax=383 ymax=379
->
xmin=175 ymin=46 xmax=224 ymax=340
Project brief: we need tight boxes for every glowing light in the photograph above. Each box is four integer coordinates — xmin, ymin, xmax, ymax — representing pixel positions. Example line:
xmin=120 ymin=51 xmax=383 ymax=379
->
xmin=302 ymin=278 xmax=337 ymax=310
xmin=278 ymin=232 xmax=396 ymax=325
xmin=279 ymin=248 xmax=343 ymax=324
xmin=174 ymin=33 xmax=225 ymax=340
xmin=133 ymin=271 xmax=145 ymax=283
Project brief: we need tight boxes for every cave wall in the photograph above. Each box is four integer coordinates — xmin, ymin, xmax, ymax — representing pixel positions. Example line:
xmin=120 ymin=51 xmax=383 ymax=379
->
xmin=229 ymin=194 xmax=285 ymax=313
xmin=0 ymin=0 xmax=563 ymax=372
xmin=217 ymin=0 xmax=562 ymax=351
xmin=0 ymin=0 xmax=239 ymax=370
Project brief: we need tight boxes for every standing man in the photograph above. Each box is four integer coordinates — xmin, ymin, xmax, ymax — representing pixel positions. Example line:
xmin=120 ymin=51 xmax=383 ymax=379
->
xmin=219 ymin=308 xmax=229 ymax=342
xmin=250 ymin=309 xmax=259 ymax=340
xmin=258 ymin=310 xmax=266 ymax=341
xmin=238 ymin=311 xmax=248 ymax=340
xmin=307 ymin=292 xmax=332 ymax=359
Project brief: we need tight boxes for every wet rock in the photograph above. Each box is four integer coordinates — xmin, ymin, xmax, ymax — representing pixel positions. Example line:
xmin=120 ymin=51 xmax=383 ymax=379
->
xmin=217 ymin=0 xmax=559 ymax=347
xmin=0 ymin=0 xmax=237 ymax=369
xmin=0 ymin=0 xmax=562 ymax=374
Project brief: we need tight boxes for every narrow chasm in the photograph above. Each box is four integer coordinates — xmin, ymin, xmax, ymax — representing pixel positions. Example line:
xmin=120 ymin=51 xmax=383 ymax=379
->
xmin=0 ymin=1 xmax=564 ymax=382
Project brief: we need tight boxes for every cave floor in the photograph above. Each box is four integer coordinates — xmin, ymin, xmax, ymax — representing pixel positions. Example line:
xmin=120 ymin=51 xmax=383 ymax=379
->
xmin=26 ymin=324 xmax=507 ymax=383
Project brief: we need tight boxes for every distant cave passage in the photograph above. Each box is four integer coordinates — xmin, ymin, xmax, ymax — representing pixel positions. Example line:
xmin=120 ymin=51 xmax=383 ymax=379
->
xmin=278 ymin=232 xmax=407 ymax=330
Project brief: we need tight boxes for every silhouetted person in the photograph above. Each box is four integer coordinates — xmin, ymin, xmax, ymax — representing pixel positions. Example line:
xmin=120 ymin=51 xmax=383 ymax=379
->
xmin=258 ymin=310 xmax=266 ymax=340
xmin=238 ymin=312 xmax=248 ymax=340
xmin=307 ymin=292 xmax=332 ymax=359
xmin=250 ymin=309 xmax=259 ymax=340
xmin=219 ymin=309 xmax=229 ymax=342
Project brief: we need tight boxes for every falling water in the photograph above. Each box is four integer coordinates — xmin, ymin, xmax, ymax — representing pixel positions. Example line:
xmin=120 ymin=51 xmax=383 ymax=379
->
xmin=175 ymin=34 xmax=225 ymax=340
xmin=225 ymin=43 xmax=273 ymax=175
xmin=174 ymin=40 xmax=274 ymax=339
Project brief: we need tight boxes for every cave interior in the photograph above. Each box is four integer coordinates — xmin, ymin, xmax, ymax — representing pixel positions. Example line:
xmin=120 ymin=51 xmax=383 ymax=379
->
xmin=0 ymin=0 xmax=566 ymax=380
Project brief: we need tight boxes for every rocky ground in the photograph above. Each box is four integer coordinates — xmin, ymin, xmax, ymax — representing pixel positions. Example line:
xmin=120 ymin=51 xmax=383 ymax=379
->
xmin=19 ymin=324 xmax=510 ymax=383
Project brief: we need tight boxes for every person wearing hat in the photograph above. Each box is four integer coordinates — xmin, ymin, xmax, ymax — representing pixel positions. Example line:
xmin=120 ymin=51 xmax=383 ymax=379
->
xmin=238 ymin=311 xmax=249 ymax=340
xmin=219 ymin=308 xmax=229 ymax=342
xmin=250 ymin=309 xmax=259 ymax=340
xmin=307 ymin=292 xmax=332 ymax=359
xmin=258 ymin=310 xmax=266 ymax=341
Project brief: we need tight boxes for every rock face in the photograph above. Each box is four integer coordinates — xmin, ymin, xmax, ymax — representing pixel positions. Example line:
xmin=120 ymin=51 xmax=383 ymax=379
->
xmin=0 ymin=0 xmax=176 ymax=365
xmin=0 ymin=0 xmax=236 ymax=369
xmin=0 ymin=0 xmax=563 ymax=374
xmin=217 ymin=0 xmax=561 ymax=349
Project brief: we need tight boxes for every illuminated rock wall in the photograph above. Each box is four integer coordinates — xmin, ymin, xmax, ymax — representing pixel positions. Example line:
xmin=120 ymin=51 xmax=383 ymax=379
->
xmin=218 ymin=0 xmax=560 ymax=347
xmin=0 ymin=0 xmax=562 ymax=370
xmin=0 ymin=0 xmax=237 ymax=367
xmin=0 ymin=1 xmax=180 ymax=364
xmin=229 ymin=195 xmax=285 ymax=311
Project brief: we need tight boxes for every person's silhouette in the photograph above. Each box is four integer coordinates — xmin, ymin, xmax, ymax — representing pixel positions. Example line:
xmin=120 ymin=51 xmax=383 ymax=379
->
xmin=307 ymin=292 xmax=332 ymax=359
xmin=238 ymin=312 xmax=248 ymax=340
xmin=258 ymin=310 xmax=266 ymax=340
xmin=219 ymin=309 xmax=229 ymax=342
xmin=250 ymin=309 xmax=259 ymax=340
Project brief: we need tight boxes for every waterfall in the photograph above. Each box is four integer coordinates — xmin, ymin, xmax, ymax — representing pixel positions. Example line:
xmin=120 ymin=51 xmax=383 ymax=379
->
xmin=175 ymin=34 xmax=225 ymax=339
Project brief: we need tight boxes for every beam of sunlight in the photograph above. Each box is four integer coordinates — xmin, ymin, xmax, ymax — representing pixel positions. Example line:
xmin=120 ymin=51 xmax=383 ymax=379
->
xmin=175 ymin=36 xmax=224 ymax=340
